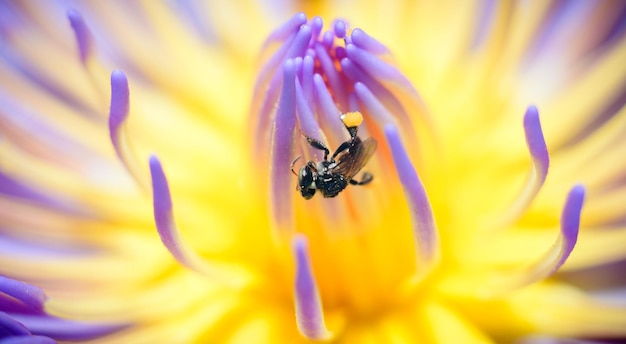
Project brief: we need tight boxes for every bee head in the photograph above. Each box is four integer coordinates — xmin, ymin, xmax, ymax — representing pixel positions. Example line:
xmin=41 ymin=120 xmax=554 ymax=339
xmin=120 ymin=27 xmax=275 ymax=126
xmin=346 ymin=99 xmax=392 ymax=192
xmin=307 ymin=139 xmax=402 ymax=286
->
xmin=298 ymin=165 xmax=316 ymax=199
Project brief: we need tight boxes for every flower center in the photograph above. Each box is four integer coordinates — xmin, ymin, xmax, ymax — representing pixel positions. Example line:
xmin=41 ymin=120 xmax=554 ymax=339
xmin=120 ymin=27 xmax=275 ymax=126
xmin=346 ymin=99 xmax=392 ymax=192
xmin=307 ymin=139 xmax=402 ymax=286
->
xmin=249 ymin=14 xmax=437 ymax=315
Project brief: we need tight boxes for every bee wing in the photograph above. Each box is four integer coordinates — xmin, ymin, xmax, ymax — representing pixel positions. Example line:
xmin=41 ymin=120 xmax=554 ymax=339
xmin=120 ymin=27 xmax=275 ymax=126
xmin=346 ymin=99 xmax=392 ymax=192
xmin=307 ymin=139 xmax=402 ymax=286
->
xmin=333 ymin=137 xmax=377 ymax=180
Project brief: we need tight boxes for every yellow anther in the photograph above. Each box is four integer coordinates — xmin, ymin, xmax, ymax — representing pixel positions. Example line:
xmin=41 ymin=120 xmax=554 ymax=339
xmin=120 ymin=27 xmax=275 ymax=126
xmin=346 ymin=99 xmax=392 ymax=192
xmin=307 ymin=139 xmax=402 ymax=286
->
xmin=340 ymin=111 xmax=363 ymax=128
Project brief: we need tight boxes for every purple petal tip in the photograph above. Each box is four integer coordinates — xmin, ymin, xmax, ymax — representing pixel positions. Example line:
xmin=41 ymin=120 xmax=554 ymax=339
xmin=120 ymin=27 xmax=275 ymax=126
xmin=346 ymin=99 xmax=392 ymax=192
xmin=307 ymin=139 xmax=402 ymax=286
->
xmin=0 ymin=276 xmax=46 ymax=311
xmin=561 ymin=184 xmax=585 ymax=253
xmin=333 ymin=20 xmax=347 ymax=38
xmin=149 ymin=155 xmax=172 ymax=212
xmin=384 ymin=124 xmax=439 ymax=276
xmin=67 ymin=8 xmax=92 ymax=64
xmin=109 ymin=70 xmax=129 ymax=129
xmin=293 ymin=235 xmax=329 ymax=340
xmin=523 ymin=105 xmax=549 ymax=171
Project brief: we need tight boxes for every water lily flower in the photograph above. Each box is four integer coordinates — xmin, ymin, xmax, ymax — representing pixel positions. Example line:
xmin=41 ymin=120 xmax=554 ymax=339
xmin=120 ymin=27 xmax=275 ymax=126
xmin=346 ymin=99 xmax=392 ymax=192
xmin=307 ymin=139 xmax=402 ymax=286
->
xmin=1 ymin=1 xmax=626 ymax=343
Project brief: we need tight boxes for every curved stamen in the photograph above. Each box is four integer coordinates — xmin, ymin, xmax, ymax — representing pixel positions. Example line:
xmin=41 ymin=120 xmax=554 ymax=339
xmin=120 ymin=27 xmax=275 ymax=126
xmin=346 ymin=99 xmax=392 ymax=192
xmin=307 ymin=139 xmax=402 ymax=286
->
xmin=483 ymin=185 xmax=585 ymax=295
xmin=108 ymin=70 xmax=148 ymax=191
xmin=385 ymin=124 xmax=440 ymax=280
xmin=293 ymin=235 xmax=331 ymax=340
xmin=66 ymin=9 xmax=93 ymax=65
xmin=149 ymin=156 xmax=253 ymax=287
xmin=492 ymin=106 xmax=550 ymax=227
xmin=0 ymin=276 xmax=46 ymax=311
xmin=149 ymin=155 xmax=221 ymax=277
xmin=523 ymin=105 xmax=550 ymax=196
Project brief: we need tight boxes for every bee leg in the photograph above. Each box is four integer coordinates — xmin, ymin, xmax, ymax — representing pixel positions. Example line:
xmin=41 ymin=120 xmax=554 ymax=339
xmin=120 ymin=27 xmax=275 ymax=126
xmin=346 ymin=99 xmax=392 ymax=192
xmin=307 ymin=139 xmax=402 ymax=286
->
xmin=349 ymin=172 xmax=373 ymax=185
xmin=305 ymin=136 xmax=330 ymax=161
xmin=290 ymin=156 xmax=301 ymax=176
xmin=331 ymin=136 xmax=362 ymax=162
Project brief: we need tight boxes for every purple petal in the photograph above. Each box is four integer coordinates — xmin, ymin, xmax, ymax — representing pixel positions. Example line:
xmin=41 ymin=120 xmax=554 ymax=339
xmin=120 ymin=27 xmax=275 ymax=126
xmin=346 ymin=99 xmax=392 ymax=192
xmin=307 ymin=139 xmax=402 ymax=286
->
xmin=270 ymin=60 xmax=297 ymax=232
xmin=385 ymin=124 xmax=439 ymax=278
xmin=9 ymin=314 xmax=125 ymax=341
xmin=0 ymin=335 xmax=56 ymax=344
xmin=470 ymin=0 xmax=497 ymax=49
xmin=0 ymin=277 xmax=45 ymax=312
xmin=0 ymin=173 xmax=59 ymax=209
xmin=108 ymin=70 xmax=129 ymax=132
xmin=0 ymin=312 xmax=30 ymax=336
xmin=66 ymin=9 xmax=92 ymax=64
xmin=293 ymin=235 xmax=330 ymax=340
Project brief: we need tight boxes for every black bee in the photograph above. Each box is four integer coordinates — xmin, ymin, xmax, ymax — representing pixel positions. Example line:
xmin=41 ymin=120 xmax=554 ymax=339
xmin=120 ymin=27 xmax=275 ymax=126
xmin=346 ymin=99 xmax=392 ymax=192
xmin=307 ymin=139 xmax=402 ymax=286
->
xmin=290 ymin=112 xmax=377 ymax=199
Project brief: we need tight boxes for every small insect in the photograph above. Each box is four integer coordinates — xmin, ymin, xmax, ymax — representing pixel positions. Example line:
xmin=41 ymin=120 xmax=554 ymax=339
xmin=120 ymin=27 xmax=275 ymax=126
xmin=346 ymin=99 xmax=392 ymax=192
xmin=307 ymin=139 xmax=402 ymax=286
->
xmin=291 ymin=111 xmax=377 ymax=199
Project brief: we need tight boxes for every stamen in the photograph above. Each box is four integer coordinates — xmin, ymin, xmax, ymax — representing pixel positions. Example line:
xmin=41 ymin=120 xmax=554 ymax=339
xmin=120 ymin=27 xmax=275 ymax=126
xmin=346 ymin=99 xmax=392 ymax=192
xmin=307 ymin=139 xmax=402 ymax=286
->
xmin=295 ymin=79 xmax=325 ymax=144
xmin=314 ymin=44 xmax=348 ymax=109
xmin=483 ymin=185 xmax=585 ymax=295
xmin=150 ymin=156 xmax=254 ymax=286
xmin=350 ymin=28 xmax=391 ymax=56
xmin=108 ymin=70 xmax=148 ymax=191
xmin=286 ymin=25 xmax=313 ymax=61
xmin=333 ymin=20 xmax=347 ymax=39
xmin=385 ymin=124 xmax=440 ymax=280
xmin=490 ymin=106 xmax=550 ymax=228
xmin=354 ymin=82 xmax=396 ymax=126
xmin=312 ymin=74 xmax=347 ymax=143
xmin=262 ymin=13 xmax=307 ymax=50
xmin=66 ymin=9 xmax=93 ymax=65
xmin=523 ymin=105 xmax=550 ymax=195
xmin=0 ymin=276 xmax=46 ymax=311
xmin=293 ymin=235 xmax=331 ymax=340
xmin=309 ymin=16 xmax=324 ymax=41
xmin=252 ymin=19 xmax=311 ymax=161
xmin=149 ymin=155 xmax=215 ymax=276
xmin=345 ymin=43 xmax=408 ymax=87
xmin=300 ymin=55 xmax=315 ymax=107
xmin=270 ymin=60 xmax=297 ymax=234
